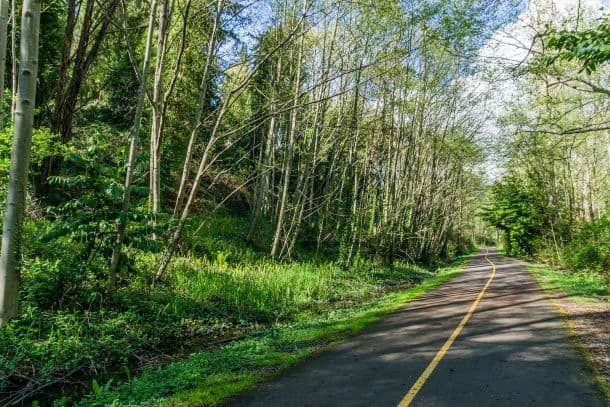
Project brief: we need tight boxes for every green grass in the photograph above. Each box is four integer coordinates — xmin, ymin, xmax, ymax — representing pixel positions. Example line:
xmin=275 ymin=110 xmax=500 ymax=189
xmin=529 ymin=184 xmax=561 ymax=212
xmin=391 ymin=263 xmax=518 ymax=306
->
xmin=525 ymin=264 xmax=609 ymax=302
xmin=167 ymin=255 xmax=441 ymax=323
xmin=76 ymin=255 xmax=471 ymax=406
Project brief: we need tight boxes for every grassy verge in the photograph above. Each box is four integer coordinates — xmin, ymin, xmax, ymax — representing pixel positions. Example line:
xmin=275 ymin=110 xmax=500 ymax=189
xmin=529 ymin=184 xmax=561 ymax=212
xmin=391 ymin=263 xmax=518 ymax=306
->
xmin=76 ymin=254 xmax=472 ymax=406
xmin=526 ymin=265 xmax=609 ymax=404
xmin=525 ymin=264 xmax=609 ymax=302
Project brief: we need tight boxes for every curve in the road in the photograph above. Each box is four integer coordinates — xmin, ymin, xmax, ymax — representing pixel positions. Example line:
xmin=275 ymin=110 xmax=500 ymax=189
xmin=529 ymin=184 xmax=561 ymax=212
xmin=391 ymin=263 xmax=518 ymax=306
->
xmin=230 ymin=249 xmax=606 ymax=407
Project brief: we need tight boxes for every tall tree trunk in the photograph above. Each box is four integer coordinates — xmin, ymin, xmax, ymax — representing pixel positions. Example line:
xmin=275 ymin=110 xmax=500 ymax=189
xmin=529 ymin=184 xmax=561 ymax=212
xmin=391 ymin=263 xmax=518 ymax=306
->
xmin=149 ymin=0 xmax=169 ymax=217
xmin=174 ymin=0 xmax=224 ymax=216
xmin=0 ymin=0 xmax=40 ymax=326
xmin=270 ymin=6 xmax=305 ymax=257
xmin=247 ymin=112 xmax=276 ymax=242
xmin=155 ymin=99 xmax=231 ymax=281
xmin=0 ymin=0 xmax=9 ymax=129
xmin=9 ymin=0 xmax=15 ymax=121
xmin=108 ymin=0 xmax=158 ymax=289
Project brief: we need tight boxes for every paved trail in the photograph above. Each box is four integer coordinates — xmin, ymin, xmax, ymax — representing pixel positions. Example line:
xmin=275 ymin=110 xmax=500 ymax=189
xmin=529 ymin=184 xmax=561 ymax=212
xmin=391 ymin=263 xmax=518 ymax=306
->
xmin=231 ymin=249 xmax=606 ymax=407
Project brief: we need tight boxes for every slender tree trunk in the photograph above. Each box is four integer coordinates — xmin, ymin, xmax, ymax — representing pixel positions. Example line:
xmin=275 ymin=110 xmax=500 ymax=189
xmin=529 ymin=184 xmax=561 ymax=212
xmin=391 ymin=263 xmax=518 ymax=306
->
xmin=0 ymin=0 xmax=40 ymax=326
xmin=270 ymin=7 xmax=305 ymax=257
xmin=149 ymin=0 xmax=168 ymax=217
xmin=247 ymin=112 xmax=276 ymax=242
xmin=108 ymin=0 xmax=158 ymax=289
xmin=155 ymin=101 xmax=230 ymax=281
xmin=174 ymin=0 xmax=224 ymax=215
xmin=0 ymin=0 xmax=9 ymax=129
xmin=345 ymin=137 xmax=360 ymax=265
xmin=9 ymin=0 xmax=15 ymax=121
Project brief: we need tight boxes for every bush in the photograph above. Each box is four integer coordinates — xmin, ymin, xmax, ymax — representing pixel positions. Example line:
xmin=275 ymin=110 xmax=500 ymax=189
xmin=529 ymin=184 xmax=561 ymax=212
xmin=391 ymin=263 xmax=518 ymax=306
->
xmin=565 ymin=245 xmax=605 ymax=272
xmin=562 ymin=217 xmax=610 ymax=274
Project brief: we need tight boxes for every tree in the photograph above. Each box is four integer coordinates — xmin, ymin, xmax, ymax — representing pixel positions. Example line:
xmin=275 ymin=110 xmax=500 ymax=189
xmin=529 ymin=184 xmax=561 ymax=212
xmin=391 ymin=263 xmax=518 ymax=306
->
xmin=50 ymin=0 xmax=119 ymax=143
xmin=155 ymin=0 xmax=313 ymax=280
xmin=174 ymin=0 xmax=224 ymax=216
xmin=0 ymin=0 xmax=8 ymax=129
xmin=489 ymin=2 xmax=610 ymax=265
xmin=108 ymin=0 xmax=159 ymax=289
xmin=0 ymin=0 xmax=41 ymax=326
xmin=481 ymin=178 xmax=541 ymax=257
xmin=270 ymin=0 xmax=307 ymax=258
xmin=40 ymin=0 xmax=120 ymax=184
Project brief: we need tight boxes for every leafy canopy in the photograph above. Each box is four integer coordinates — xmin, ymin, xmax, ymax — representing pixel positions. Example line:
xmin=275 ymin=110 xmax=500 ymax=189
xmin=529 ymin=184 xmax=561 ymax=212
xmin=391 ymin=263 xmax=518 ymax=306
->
xmin=543 ymin=18 xmax=610 ymax=74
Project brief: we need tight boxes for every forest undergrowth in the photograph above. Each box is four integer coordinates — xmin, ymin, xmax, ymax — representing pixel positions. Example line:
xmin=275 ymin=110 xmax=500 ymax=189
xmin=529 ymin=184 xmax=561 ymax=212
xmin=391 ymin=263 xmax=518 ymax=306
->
xmin=0 ymin=212 xmax=476 ymax=406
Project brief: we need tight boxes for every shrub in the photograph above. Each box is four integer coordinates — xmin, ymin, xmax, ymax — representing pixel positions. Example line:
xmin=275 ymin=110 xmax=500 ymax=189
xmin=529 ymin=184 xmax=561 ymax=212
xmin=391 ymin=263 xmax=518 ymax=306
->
xmin=565 ymin=245 xmax=604 ymax=272
xmin=562 ymin=217 xmax=610 ymax=274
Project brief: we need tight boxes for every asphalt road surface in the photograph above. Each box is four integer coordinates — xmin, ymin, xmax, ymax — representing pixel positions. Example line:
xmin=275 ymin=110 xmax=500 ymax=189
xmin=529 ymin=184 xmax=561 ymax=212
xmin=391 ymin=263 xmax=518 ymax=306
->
xmin=230 ymin=248 xmax=606 ymax=407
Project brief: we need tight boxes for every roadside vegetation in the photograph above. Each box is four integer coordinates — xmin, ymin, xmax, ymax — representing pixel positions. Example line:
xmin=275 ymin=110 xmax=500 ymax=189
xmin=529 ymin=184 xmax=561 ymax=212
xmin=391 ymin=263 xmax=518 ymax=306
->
xmin=526 ymin=264 xmax=609 ymax=302
xmin=76 ymin=254 xmax=470 ymax=407
xmin=0 ymin=210 xmax=475 ymax=405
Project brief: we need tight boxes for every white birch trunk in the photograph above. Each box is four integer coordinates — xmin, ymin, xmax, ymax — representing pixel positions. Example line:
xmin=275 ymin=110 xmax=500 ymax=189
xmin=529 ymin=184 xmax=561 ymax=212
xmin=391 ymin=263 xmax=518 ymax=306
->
xmin=9 ymin=0 xmax=15 ymax=122
xmin=0 ymin=0 xmax=40 ymax=326
xmin=149 ymin=0 xmax=169 ymax=217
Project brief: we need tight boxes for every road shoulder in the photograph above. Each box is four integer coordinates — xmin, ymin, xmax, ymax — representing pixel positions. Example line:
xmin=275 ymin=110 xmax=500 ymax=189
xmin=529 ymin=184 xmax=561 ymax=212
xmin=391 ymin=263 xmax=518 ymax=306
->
xmin=525 ymin=263 xmax=610 ymax=404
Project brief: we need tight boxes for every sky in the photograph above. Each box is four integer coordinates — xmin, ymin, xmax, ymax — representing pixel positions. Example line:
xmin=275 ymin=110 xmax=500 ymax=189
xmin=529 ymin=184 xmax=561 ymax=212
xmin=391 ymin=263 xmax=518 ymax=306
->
xmin=481 ymin=0 xmax=608 ymax=64
xmin=472 ymin=0 xmax=609 ymax=180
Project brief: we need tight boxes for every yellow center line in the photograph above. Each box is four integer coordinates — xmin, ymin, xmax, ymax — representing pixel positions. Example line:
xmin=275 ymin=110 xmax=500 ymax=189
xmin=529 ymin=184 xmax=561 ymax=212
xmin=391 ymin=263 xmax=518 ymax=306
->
xmin=396 ymin=249 xmax=497 ymax=407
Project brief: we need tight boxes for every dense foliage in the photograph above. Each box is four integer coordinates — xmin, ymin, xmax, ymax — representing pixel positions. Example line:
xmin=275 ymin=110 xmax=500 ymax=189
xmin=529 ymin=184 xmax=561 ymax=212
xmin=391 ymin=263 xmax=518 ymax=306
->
xmin=481 ymin=178 xmax=541 ymax=257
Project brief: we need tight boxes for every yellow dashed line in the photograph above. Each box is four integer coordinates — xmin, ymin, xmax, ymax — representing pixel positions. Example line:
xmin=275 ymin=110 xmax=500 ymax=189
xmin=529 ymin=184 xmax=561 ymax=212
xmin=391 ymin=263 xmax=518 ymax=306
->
xmin=397 ymin=249 xmax=497 ymax=407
